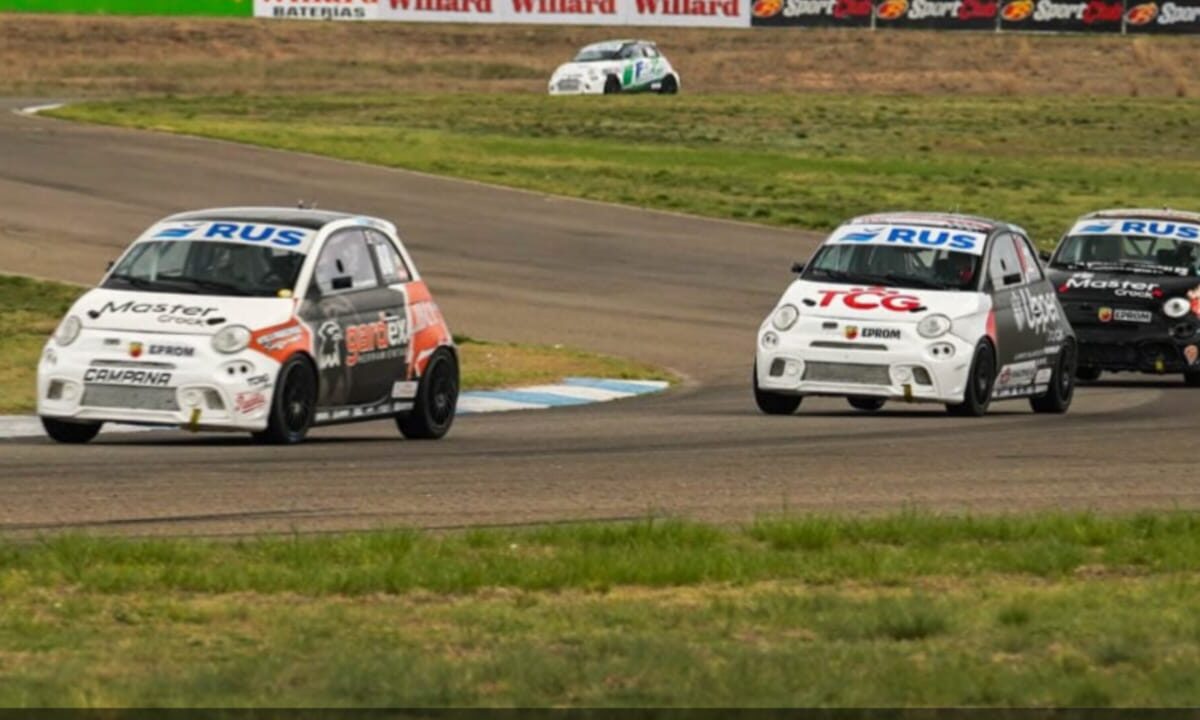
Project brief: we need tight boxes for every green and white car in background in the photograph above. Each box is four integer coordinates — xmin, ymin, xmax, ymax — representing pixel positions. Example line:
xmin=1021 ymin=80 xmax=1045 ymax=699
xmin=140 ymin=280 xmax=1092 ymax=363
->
xmin=549 ymin=40 xmax=680 ymax=96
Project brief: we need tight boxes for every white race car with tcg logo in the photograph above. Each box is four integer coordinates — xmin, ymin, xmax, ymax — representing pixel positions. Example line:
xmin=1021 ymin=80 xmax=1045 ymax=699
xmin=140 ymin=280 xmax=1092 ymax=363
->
xmin=755 ymin=212 xmax=1077 ymax=417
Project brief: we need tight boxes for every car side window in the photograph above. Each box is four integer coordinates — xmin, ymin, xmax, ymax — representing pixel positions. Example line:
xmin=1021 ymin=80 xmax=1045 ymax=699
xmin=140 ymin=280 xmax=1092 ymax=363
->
xmin=643 ymin=45 xmax=660 ymax=58
xmin=619 ymin=44 xmax=637 ymax=59
xmin=988 ymin=234 xmax=1025 ymax=290
xmin=313 ymin=229 xmax=378 ymax=295
xmin=1015 ymin=235 xmax=1044 ymax=283
xmin=366 ymin=230 xmax=411 ymax=285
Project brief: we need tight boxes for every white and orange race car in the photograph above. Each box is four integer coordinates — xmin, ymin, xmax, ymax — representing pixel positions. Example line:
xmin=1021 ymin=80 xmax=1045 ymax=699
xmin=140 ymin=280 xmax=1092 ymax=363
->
xmin=37 ymin=208 xmax=458 ymax=444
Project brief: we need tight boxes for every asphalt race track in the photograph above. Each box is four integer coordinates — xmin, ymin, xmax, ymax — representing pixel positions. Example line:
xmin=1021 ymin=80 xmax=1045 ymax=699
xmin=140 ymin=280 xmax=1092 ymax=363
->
xmin=1 ymin=99 xmax=1195 ymax=536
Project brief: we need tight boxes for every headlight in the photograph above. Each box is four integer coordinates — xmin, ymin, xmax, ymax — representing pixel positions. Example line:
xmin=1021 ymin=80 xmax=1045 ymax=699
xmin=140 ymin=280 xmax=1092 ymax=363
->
xmin=917 ymin=313 xmax=952 ymax=339
xmin=1164 ymin=297 xmax=1190 ymax=318
xmin=212 ymin=325 xmax=252 ymax=354
xmin=54 ymin=315 xmax=82 ymax=346
xmin=771 ymin=304 xmax=800 ymax=331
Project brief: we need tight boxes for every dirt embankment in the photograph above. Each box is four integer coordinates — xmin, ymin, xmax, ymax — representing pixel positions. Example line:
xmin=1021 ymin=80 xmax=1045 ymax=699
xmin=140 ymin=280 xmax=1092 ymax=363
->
xmin=2 ymin=14 xmax=1200 ymax=96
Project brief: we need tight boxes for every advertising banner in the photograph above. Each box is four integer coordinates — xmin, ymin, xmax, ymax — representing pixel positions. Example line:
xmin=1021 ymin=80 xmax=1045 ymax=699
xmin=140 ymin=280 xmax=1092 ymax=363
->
xmin=750 ymin=0 xmax=873 ymax=27
xmin=254 ymin=0 xmax=380 ymax=19
xmin=873 ymin=0 xmax=998 ymax=28
xmin=998 ymin=0 xmax=1123 ymax=31
xmin=378 ymin=0 xmax=750 ymax=25
xmin=1124 ymin=0 xmax=1200 ymax=31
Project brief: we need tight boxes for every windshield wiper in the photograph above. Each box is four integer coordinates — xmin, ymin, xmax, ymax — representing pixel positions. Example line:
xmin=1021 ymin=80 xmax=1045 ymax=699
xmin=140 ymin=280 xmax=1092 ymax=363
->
xmin=158 ymin=275 xmax=252 ymax=296
xmin=106 ymin=273 xmax=160 ymax=290
xmin=880 ymin=273 xmax=956 ymax=290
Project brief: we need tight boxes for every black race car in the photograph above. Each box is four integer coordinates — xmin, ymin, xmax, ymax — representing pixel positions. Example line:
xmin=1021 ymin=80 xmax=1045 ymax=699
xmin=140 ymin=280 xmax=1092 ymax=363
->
xmin=1044 ymin=208 xmax=1200 ymax=384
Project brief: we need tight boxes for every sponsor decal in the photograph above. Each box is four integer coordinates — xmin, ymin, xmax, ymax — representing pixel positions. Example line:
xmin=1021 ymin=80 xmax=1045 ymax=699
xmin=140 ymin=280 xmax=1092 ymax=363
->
xmin=247 ymin=373 xmax=272 ymax=388
xmin=631 ymin=0 xmax=743 ymax=17
xmin=151 ymin=222 xmax=312 ymax=249
xmin=235 ymin=391 xmax=268 ymax=415
xmin=753 ymin=0 xmax=782 ymax=14
xmin=862 ymin=327 xmax=902 ymax=340
xmin=512 ymin=0 xmax=617 ymax=11
xmin=83 ymin=367 xmax=172 ymax=386
xmin=830 ymin=225 xmax=985 ymax=255
xmin=844 ymin=325 xmax=859 ymax=340
xmin=1035 ymin=367 xmax=1054 ymax=384
xmin=392 ymin=380 xmax=419 ymax=399
xmin=996 ymin=360 xmax=1038 ymax=388
xmin=1190 ymin=286 xmax=1200 ymax=317
xmin=1060 ymin=275 xmax=1163 ymax=299
xmin=1126 ymin=1 xmax=1158 ymax=22
xmin=1001 ymin=0 xmax=1120 ymax=24
xmin=129 ymin=341 xmax=144 ymax=359
xmin=1155 ymin=0 xmax=1200 ymax=24
xmin=818 ymin=287 xmax=925 ymax=313
xmin=1098 ymin=306 xmax=1114 ymax=323
xmin=315 ymin=399 xmax=414 ymax=424
xmin=1001 ymin=0 xmax=1032 ymax=17
xmin=345 ymin=311 xmax=409 ymax=367
xmin=257 ymin=325 xmax=305 ymax=352
xmin=88 ymin=300 xmax=223 ymax=326
xmin=149 ymin=344 xmax=195 ymax=357
xmin=317 ymin=320 xmax=345 ymax=370
xmin=1186 ymin=345 xmax=1200 ymax=365
xmin=1114 ymin=309 xmax=1153 ymax=324
xmin=1069 ymin=219 xmax=1200 ymax=241
xmin=252 ymin=322 xmax=311 ymax=363
xmin=1012 ymin=287 xmax=1061 ymax=335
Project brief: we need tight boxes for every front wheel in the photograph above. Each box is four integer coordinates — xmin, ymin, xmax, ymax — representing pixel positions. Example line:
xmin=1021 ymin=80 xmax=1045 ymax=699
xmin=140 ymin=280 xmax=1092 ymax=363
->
xmin=603 ymin=76 xmax=621 ymax=95
xmin=1030 ymin=342 xmax=1076 ymax=414
xmin=253 ymin=355 xmax=317 ymax=445
xmin=754 ymin=365 xmax=801 ymax=415
xmin=848 ymin=396 xmax=885 ymax=412
xmin=946 ymin=340 xmax=995 ymax=417
xmin=659 ymin=75 xmax=679 ymax=95
xmin=41 ymin=417 xmax=102 ymax=444
xmin=397 ymin=349 xmax=459 ymax=440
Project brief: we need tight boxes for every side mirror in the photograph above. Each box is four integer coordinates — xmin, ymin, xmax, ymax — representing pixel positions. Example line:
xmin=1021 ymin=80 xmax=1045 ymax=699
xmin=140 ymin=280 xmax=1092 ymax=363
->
xmin=331 ymin=276 xmax=353 ymax=291
xmin=1038 ymin=250 xmax=1051 ymax=262
xmin=791 ymin=262 xmax=806 ymax=274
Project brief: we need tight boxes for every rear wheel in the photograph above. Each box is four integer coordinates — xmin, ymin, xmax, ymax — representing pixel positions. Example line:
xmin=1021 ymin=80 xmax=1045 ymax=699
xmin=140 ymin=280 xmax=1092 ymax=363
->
xmin=397 ymin=349 xmax=459 ymax=440
xmin=1076 ymin=365 xmax=1102 ymax=382
xmin=946 ymin=340 xmax=995 ymax=417
xmin=754 ymin=364 xmax=801 ymax=415
xmin=848 ymin=396 xmax=885 ymax=412
xmin=659 ymin=75 xmax=679 ymax=95
xmin=603 ymin=76 xmax=621 ymax=95
xmin=253 ymin=356 xmax=317 ymax=445
xmin=1031 ymin=342 xmax=1076 ymax=414
xmin=41 ymin=417 xmax=102 ymax=444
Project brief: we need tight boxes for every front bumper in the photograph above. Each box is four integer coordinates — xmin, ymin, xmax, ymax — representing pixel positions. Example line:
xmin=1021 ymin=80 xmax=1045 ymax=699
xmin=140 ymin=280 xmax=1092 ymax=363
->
xmin=548 ymin=76 xmax=605 ymax=95
xmin=755 ymin=323 xmax=975 ymax=404
xmin=1066 ymin=314 xmax=1200 ymax=374
xmin=37 ymin=329 xmax=280 ymax=431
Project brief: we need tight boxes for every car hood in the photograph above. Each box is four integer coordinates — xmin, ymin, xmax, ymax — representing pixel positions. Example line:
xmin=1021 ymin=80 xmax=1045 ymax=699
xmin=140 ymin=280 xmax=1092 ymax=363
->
xmin=70 ymin=288 xmax=297 ymax=335
xmin=775 ymin=280 xmax=988 ymax=323
xmin=553 ymin=61 xmax=620 ymax=78
xmin=1047 ymin=268 xmax=1200 ymax=307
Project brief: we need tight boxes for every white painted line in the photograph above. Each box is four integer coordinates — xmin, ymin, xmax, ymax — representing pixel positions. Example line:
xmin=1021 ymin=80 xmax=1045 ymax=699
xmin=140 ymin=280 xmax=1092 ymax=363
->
xmin=15 ymin=103 xmax=65 ymax=117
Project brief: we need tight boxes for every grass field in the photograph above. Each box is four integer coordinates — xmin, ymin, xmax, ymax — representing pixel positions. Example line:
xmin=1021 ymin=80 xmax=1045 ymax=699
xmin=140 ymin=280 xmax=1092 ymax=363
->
xmin=3 ymin=512 xmax=1200 ymax=705
xmin=0 ymin=274 xmax=666 ymax=413
xmin=55 ymin=93 xmax=1200 ymax=246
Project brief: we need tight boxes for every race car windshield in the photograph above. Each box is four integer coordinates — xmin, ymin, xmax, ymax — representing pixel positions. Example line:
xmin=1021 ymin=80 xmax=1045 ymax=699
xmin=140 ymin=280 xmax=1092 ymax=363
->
xmin=103 ymin=240 xmax=305 ymax=298
xmin=804 ymin=244 xmax=981 ymax=291
xmin=1051 ymin=234 xmax=1200 ymax=277
xmin=573 ymin=46 xmax=623 ymax=62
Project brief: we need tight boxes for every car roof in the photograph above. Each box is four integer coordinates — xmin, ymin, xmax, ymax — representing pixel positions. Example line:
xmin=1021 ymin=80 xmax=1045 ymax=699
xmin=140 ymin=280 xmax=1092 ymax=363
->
xmin=162 ymin=207 xmax=379 ymax=232
xmin=1081 ymin=208 xmax=1200 ymax=224
xmin=845 ymin=211 xmax=1007 ymax=234
xmin=580 ymin=39 xmax=653 ymax=49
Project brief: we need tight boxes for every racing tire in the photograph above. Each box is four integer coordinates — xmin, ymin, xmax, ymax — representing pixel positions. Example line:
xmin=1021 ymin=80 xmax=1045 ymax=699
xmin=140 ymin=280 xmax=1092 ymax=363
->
xmin=1030 ymin=342 xmax=1076 ymax=415
xmin=946 ymin=340 xmax=996 ymax=418
xmin=41 ymin=417 xmax=102 ymax=444
xmin=253 ymin=355 xmax=317 ymax=445
xmin=847 ymin=396 xmax=886 ymax=412
xmin=754 ymin=365 xmax=802 ymax=415
xmin=1185 ymin=371 xmax=1200 ymax=387
xmin=1076 ymin=365 xmax=1102 ymax=382
xmin=397 ymin=349 xmax=459 ymax=440
xmin=603 ymin=76 xmax=621 ymax=95
xmin=659 ymin=75 xmax=679 ymax=95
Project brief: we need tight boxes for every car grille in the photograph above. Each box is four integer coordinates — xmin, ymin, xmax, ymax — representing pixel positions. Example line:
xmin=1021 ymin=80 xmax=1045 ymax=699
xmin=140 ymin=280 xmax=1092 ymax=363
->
xmin=555 ymin=78 xmax=581 ymax=92
xmin=802 ymin=362 xmax=891 ymax=385
xmin=82 ymin=384 xmax=179 ymax=411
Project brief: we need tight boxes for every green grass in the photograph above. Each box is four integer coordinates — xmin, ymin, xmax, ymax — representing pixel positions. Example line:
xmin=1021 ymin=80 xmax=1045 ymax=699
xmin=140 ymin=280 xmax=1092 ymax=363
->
xmin=2 ymin=512 xmax=1200 ymax=705
xmin=0 ymin=274 xmax=667 ymax=413
xmin=53 ymin=93 xmax=1200 ymax=246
